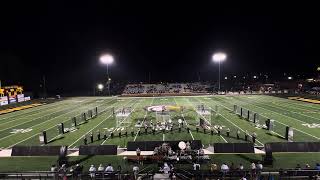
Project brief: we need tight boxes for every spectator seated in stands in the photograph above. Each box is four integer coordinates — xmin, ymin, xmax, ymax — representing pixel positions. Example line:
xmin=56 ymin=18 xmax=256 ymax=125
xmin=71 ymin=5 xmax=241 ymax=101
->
xmin=193 ymin=162 xmax=201 ymax=171
xmin=98 ymin=164 xmax=104 ymax=172
xmin=73 ymin=164 xmax=83 ymax=177
xmin=50 ymin=164 xmax=58 ymax=178
xmin=221 ymin=163 xmax=229 ymax=174
xmin=238 ymin=163 xmax=244 ymax=170
xmin=133 ymin=164 xmax=139 ymax=178
xmin=51 ymin=164 xmax=58 ymax=172
xmin=58 ymin=164 xmax=67 ymax=178
xmin=89 ymin=165 xmax=96 ymax=178
xmin=210 ymin=162 xmax=218 ymax=172
xmin=161 ymin=162 xmax=171 ymax=174
xmin=122 ymin=82 xmax=212 ymax=95
xmin=257 ymin=161 xmax=263 ymax=171
xmin=105 ymin=163 xmax=114 ymax=172
xmin=316 ymin=163 xmax=320 ymax=170
xmin=305 ymin=163 xmax=311 ymax=169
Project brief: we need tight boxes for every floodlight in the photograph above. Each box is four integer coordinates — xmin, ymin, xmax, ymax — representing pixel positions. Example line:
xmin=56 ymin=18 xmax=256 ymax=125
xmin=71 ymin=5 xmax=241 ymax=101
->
xmin=100 ymin=54 xmax=114 ymax=65
xmin=212 ymin=52 xmax=227 ymax=91
xmin=212 ymin=52 xmax=227 ymax=62
xmin=97 ymin=84 xmax=104 ymax=91
xmin=288 ymin=76 xmax=292 ymax=80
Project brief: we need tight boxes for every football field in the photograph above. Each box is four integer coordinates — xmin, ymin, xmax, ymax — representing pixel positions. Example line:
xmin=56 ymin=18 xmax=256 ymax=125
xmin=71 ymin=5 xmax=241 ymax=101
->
xmin=0 ymin=95 xmax=319 ymax=149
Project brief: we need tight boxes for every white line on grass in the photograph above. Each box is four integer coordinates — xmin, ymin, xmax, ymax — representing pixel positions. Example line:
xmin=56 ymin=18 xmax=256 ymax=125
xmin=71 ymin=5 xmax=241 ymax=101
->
xmin=184 ymin=97 xmax=228 ymax=143
xmin=252 ymin=98 xmax=320 ymax=123
xmin=210 ymin=97 xmax=287 ymax=140
xmin=134 ymin=97 xmax=154 ymax=141
xmin=0 ymin=99 xmax=76 ymax=121
xmin=0 ymin=103 xmax=72 ymax=126
xmin=181 ymin=113 xmax=194 ymax=140
xmin=215 ymin=96 xmax=320 ymax=140
xmin=69 ymin=114 xmax=113 ymax=148
xmin=0 ymin=99 xmax=96 ymax=142
xmin=101 ymin=100 xmax=142 ymax=145
xmin=0 ymin=103 xmax=82 ymax=132
xmin=261 ymin=96 xmax=320 ymax=112
xmin=69 ymin=99 xmax=134 ymax=148
xmin=4 ymin=98 xmax=116 ymax=148
xmin=234 ymin=96 xmax=320 ymax=140
xmin=196 ymin=97 xmax=264 ymax=146
xmin=271 ymin=101 xmax=320 ymax=114
xmin=173 ymin=97 xmax=194 ymax=140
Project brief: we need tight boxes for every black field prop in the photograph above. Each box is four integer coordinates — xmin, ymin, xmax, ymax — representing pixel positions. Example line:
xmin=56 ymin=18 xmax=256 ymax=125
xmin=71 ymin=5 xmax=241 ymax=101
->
xmin=214 ymin=143 xmax=254 ymax=153
xmin=127 ymin=140 xmax=202 ymax=151
xmin=11 ymin=146 xmax=65 ymax=156
xmin=79 ymin=145 xmax=117 ymax=155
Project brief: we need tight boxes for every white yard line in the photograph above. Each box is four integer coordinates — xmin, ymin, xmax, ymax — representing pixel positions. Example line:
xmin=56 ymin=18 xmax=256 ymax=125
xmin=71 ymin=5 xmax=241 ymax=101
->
xmin=216 ymin=96 xmax=320 ymax=140
xmin=271 ymin=101 xmax=320 ymax=114
xmin=184 ymin=97 xmax=228 ymax=143
xmin=173 ymin=97 xmax=194 ymax=140
xmin=0 ymin=100 xmax=72 ymax=121
xmin=70 ymin=99 xmax=133 ymax=148
xmin=163 ymin=134 xmax=165 ymax=141
xmin=235 ymin=97 xmax=320 ymax=140
xmin=133 ymin=97 xmax=154 ymax=142
xmin=0 ymin=103 xmax=69 ymax=126
xmin=4 ymin=99 xmax=115 ymax=148
xmin=262 ymin=96 xmax=320 ymax=111
xmin=255 ymin=99 xmax=320 ymax=123
xmin=69 ymin=114 xmax=113 ymax=148
xmin=197 ymin=97 xmax=263 ymax=146
xmin=0 ymin=99 xmax=94 ymax=142
xmin=0 ymin=103 xmax=79 ymax=131
xmin=101 ymin=100 xmax=142 ymax=145
xmin=181 ymin=113 xmax=194 ymax=140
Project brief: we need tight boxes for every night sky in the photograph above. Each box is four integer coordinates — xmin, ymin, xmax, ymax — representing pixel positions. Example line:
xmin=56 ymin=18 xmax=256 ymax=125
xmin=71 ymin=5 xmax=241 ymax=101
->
xmin=1 ymin=2 xmax=319 ymax=94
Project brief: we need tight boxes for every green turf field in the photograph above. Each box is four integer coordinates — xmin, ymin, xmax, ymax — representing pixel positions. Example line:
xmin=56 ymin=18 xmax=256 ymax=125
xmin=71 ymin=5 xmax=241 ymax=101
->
xmin=0 ymin=95 xmax=319 ymax=149
xmin=0 ymin=95 xmax=320 ymax=172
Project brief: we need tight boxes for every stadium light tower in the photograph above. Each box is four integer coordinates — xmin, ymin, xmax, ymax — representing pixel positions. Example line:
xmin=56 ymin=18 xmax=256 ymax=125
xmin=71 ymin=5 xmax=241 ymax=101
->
xmin=100 ymin=54 xmax=114 ymax=96
xmin=97 ymin=84 xmax=104 ymax=91
xmin=212 ymin=52 xmax=227 ymax=91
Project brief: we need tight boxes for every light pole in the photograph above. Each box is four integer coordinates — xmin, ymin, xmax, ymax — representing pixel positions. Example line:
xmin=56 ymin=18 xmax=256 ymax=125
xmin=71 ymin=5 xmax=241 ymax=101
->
xmin=96 ymin=84 xmax=104 ymax=96
xmin=100 ymin=54 xmax=114 ymax=96
xmin=212 ymin=52 xmax=227 ymax=91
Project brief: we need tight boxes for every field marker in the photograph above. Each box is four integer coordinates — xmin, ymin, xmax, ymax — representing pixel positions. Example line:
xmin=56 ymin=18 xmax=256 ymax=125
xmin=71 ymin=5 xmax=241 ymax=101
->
xmin=163 ymin=134 xmax=165 ymax=141
xmin=181 ymin=113 xmax=194 ymax=140
xmin=259 ymin=99 xmax=320 ymax=122
xmin=69 ymin=100 xmax=132 ymax=148
xmin=0 ymin=97 xmax=76 ymax=121
xmin=236 ymin=96 xmax=320 ymax=139
xmin=261 ymin=96 xmax=320 ymax=112
xmin=134 ymin=97 xmax=154 ymax=142
xmin=219 ymin=96 xmax=320 ymax=140
xmin=101 ymin=99 xmax=142 ymax=145
xmin=69 ymin=114 xmax=114 ymax=148
xmin=0 ymin=99 xmax=97 ymax=142
xmin=0 ymin=103 xmax=69 ymax=126
xmin=214 ymin=97 xmax=287 ymax=139
xmin=197 ymin=97 xmax=263 ymax=146
xmin=0 ymin=102 xmax=84 ymax=132
xmin=4 ymin=98 xmax=116 ymax=148
xmin=184 ymin=97 xmax=228 ymax=143
xmin=173 ymin=97 xmax=194 ymax=140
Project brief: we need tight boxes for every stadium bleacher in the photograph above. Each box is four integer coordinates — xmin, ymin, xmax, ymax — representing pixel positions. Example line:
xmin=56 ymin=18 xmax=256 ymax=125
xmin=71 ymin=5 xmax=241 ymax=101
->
xmin=122 ymin=83 xmax=212 ymax=95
